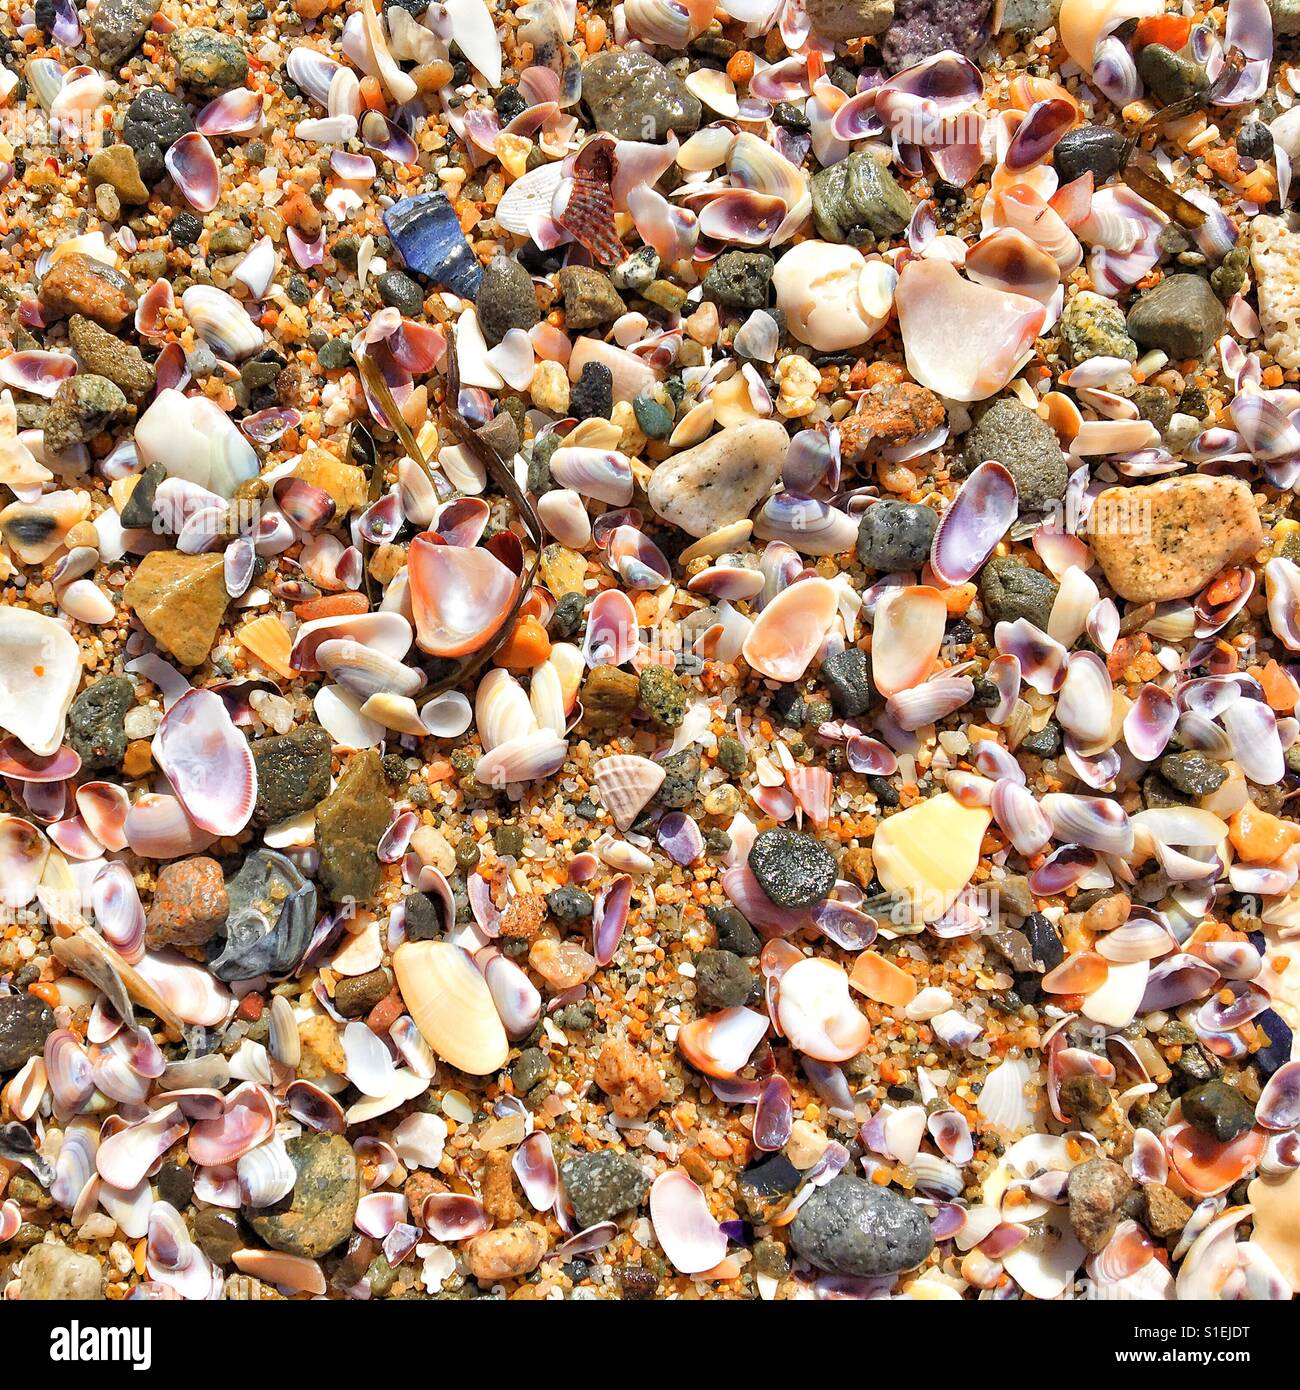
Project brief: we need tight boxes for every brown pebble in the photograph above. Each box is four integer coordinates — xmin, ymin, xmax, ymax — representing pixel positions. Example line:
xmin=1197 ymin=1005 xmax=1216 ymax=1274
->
xmin=38 ymin=253 xmax=137 ymax=329
xmin=146 ymin=856 xmax=229 ymax=948
xmin=464 ymin=1223 xmax=547 ymax=1283
xmin=1081 ymin=892 xmax=1130 ymax=935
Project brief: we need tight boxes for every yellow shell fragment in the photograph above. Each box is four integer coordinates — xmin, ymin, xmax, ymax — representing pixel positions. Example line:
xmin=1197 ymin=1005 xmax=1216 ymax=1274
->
xmin=393 ymin=939 xmax=509 ymax=1076
xmin=871 ymin=793 xmax=991 ymax=924
xmin=1248 ymin=1169 xmax=1300 ymax=1293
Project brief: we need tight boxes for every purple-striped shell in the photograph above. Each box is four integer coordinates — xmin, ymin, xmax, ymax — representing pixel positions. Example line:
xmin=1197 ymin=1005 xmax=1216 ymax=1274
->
xmin=753 ymin=1075 xmax=794 ymax=1152
xmin=152 ymin=688 xmax=257 ymax=838
xmin=1256 ymin=1061 xmax=1300 ymax=1132
xmin=592 ymin=873 xmax=633 ymax=967
xmin=514 ymin=1131 xmax=559 ymax=1211
xmin=1005 ymin=98 xmax=1075 ymax=172
xmin=657 ymin=811 xmax=704 ymax=866
xmin=1123 ymin=683 xmax=1177 ymax=762
xmin=164 ymin=132 xmax=221 ymax=213
xmin=930 ymin=462 xmax=1019 ymax=585
xmin=0 ymin=350 xmax=77 ymax=398
xmin=196 ymin=87 xmax=263 ymax=136
xmin=649 ymin=1169 xmax=728 ymax=1274
xmin=423 ymin=1192 xmax=491 ymax=1241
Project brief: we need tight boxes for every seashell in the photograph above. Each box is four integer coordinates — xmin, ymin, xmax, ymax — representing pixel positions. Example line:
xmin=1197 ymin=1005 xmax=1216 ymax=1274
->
xmin=393 ymin=940 xmax=509 ymax=1075
xmin=1256 ymin=1060 xmax=1300 ymax=1132
xmin=871 ymin=585 xmax=946 ymax=697
xmin=342 ymin=1019 xmax=397 ymax=1098
xmin=606 ymin=525 xmax=671 ymax=590
xmin=677 ymin=1006 xmax=768 ymax=1080
xmin=151 ymin=688 xmax=256 ymax=838
xmin=895 ymin=259 xmax=1045 ymax=403
xmin=164 ymin=132 xmax=220 ymax=213
xmin=482 ymin=950 xmax=542 ymax=1039
xmin=650 ymin=1169 xmax=728 ymax=1275
xmin=0 ymin=350 xmax=78 ymax=399
xmin=549 ymin=446 xmax=633 ymax=507
xmin=753 ymin=494 xmax=857 ymax=557
xmin=930 ymin=462 xmax=1019 ymax=584
xmin=776 ymin=958 xmax=870 ymax=1062
xmin=886 ymin=675 xmax=974 ymax=731
xmin=995 ymin=618 xmax=1066 ymax=694
xmin=422 ymin=1191 xmax=491 ymax=1242
xmin=230 ymin=1248 xmax=325 ymax=1296
xmin=187 ymin=1082 xmax=275 ymax=1168
xmin=315 ymin=637 xmax=424 ymax=702
xmin=285 ymin=1080 xmax=346 ymax=1134
xmin=90 ymin=861 xmax=145 ymax=963
xmin=1166 ymin=1124 xmax=1264 ymax=1198
xmin=593 ymin=754 xmax=664 ymax=833
xmin=977 ymin=1056 xmax=1035 ymax=1131
xmin=582 ymin=588 xmax=638 ymax=667
xmin=237 ymin=1137 xmax=297 ymax=1209
xmin=772 ymin=241 xmax=886 ymax=352
xmin=537 ymin=488 xmax=591 ymax=550
xmin=135 ymin=389 xmax=259 ymax=498
xmin=508 ymin=1132 xmax=557 ymax=1213
xmin=96 ymin=1103 xmax=189 ymax=1190
xmin=0 ymin=608 xmax=80 ymax=758
xmin=180 ymin=285 xmax=264 ymax=362
xmin=742 ymin=576 xmax=839 ymax=682
xmin=196 ymin=86 xmax=263 ymax=136
xmin=591 ymin=872 xmax=634 ymax=968
xmin=408 ymin=533 xmax=519 ymax=658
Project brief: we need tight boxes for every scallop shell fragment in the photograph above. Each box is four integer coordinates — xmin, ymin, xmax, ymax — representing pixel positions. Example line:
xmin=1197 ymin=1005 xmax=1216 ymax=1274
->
xmin=593 ymin=754 xmax=665 ymax=831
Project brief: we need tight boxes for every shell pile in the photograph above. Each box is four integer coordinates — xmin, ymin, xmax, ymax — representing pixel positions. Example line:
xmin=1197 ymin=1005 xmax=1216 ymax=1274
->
xmin=3 ymin=0 xmax=1300 ymax=1309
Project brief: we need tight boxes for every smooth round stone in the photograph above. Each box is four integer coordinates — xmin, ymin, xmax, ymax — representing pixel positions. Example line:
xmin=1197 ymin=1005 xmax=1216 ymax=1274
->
xmin=1181 ymin=1079 xmax=1256 ymax=1143
xmin=855 ymin=499 xmax=937 ymax=572
xmin=748 ymin=827 xmax=837 ymax=909
xmin=1126 ymin=274 xmax=1227 ymax=361
xmin=1052 ymin=125 xmax=1126 ymax=186
xmin=1159 ymin=750 xmax=1227 ymax=797
xmin=0 ymin=993 xmax=55 ymax=1071
xmin=963 ymin=397 xmax=1067 ymax=514
xmin=978 ymin=555 xmax=1059 ymax=629
xmin=475 ymin=253 xmax=540 ymax=347
xmin=377 ymin=270 xmax=424 ymax=317
xmin=791 ymin=1174 xmax=934 ymax=1276
xmin=694 ymin=948 xmax=755 ymax=1009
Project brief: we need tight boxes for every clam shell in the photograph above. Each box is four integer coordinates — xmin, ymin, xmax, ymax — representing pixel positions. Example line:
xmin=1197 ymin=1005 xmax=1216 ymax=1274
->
xmin=592 ymin=754 xmax=665 ymax=832
xmin=180 ymin=285 xmax=265 ymax=361
xmin=152 ymin=688 xmax=257 ymax=838
xmin=393 ymin=939 xmax=509 ymax=1075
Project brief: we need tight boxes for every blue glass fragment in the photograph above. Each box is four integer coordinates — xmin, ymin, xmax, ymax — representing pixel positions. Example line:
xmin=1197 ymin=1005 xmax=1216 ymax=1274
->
xmin=383 ymin=191 xmax=483 ymax=299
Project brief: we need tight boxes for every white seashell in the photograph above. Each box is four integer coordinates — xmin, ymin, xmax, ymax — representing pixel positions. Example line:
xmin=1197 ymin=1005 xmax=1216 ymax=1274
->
xmin=775 ymin=958 xmax=870 ymax=1062
xmin=0 ymin=608 xmax=81 ymax=756
xmin=549 ymin=447 xmax=634 ymax=507
xmin=977 ymin=1056 xmax=1035 ymax=1131
xmin=650 ymin=1170 xmax=728 ymax=1275
xmin=773 ymin=241 xmax=886 ymax=352
xmin=444 ymin=0 xmax=502 ymax=85
xmin=343 ymin=1019 xmax=398 ymax=1097
xmin=316 ymin=637 xmax=424 ymax=699
xmin=180 ymin=285 xmax=265 ymax=361
xmin=455 ymin=307 xmax=504 ymax=390
xmin=57 ymin=577 xmax=115 ymax=625
xmin=537 ymin=488 xmax=592 ymax=549
xmin=392 ymin=1112 xmax=448 ymax=1169
xmin=135 ymin=388 xmax=259 ymax=499
xmin=315 ymin=684 xmax=384 ymax=749
xmin=593 ymin=754 xmax=666 ymax=831
xmin=495 ymin=162 xmax=567 ymax=235
xmin=475 ymin=668 xmax=538 ymax=753
xmin=359 ymin=691 xmax=426 ymax=735
xmin=1081 ymin=959 xmax=1149 ymax=1029
xmin=421 ymin=690 xmax=472 ymax=739
xmin=237 ymin=1136 xmax=297 ymax=1208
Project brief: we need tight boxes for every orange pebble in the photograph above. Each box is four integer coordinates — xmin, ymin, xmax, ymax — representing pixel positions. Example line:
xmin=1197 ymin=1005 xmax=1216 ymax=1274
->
xmin=1229 ymin=802 xmax=1296 ymax=864
xmin=726 ymin=50 xmax=755 ymax=83
xmin=1260 ymin=658 xmax=1299 ymax=713
xmin=358 ymin=76 xmax=387 ymax=113
xmin=27 ymin=981 xmax=59 ymax=1007
xmin=494 ymin=616 xmax=551 ymax=671
xmin=1134 ymin=14 xmax=1192 ymax=49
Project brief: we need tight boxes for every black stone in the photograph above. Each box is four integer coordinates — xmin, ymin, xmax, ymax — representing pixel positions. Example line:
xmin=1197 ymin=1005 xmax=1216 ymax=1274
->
xmin=1022 ymin=912 xmax=1065 ymax=972
xmin=122 ymin=87 xmax=194 ymax=185
xmin=708 ymin=905 xmax=760 ymax=956
xmin=0 ymin=993 xmax=55 ymax=1071
xmin=791 ymin=1174 xmax=935 ymax=1276
xmin=570 ymin=361 xmax=613 ymax=420
xmin=66 ymin=674 xmax=133 ymax=771
xmin=1053 ymin=125 xmax=1126 ymax=186
xmin=1181 ymin=1078 xmax=1256 ymax=1143
xmin=820 ymin=647 xmax=874 ymax=718
xmin=855 ymin=499 xmax=938 ymax=571
xmin=376 ymin=270 xmax=424 ymax=316
xmin=749 ymin=827 xmax=837 ymax=909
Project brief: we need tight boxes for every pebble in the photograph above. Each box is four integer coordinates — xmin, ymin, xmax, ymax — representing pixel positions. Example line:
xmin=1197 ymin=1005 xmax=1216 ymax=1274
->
xmin=18 ymin=1244 xmax=104 ymax=1300
xmin=1088 ymin=476 xmax=1262 ymax=602
xmin=376 ymin=270 xmax=424 ymax=317
xmin=749 ymin=827 xmax=837 ymax=909
xmin=1059 ymin=289 xmax=1138 ymax=364
xmin=560 ymin=1150 xmax=649 ymax=1228
xmin=246 ymin=1133 xmax=359 ymax=1258
xmin=881 ymin=0 xmax=994 ymax=72
xmin=557 ymin=266 xmax=625 ymax=331
xmin=580 ymin=51 xmax=702 ymax=142
xmin=656 ymin=749 xmax=701 ymax=809
xmin=42 ymin=374 xmax=129 ymax=455
xmin=571 ymin=361 xmax=613 ymax=420
xmin=581 ymin=666 xmax=640 ymax=729
xmin=710 ymin=905 xmax=760 ymax=956
xmin=465 ymin=1223 xmax=548 ymax=1282
xmin=333 ymin=968 xmax=391 ymax=1017
xmin=1181 ymin=1078 xmax=1256 ymax=1142
xmin=855 ymin=499 xmax=938 ymax=572
xmin=702 ymin=251 xmax=775 ymax=310
xmin=632 ymin=390 xmax=674 ymax=439
xmin=122 ymin=87 xmax=194 ymax=185
xmin=0 ymin=993 xmax=55 ymax=1071
xmin=790 ymin=1174 xmax=934 ymax=1276
xmin=694 ymin=948 xmax=755 ymax=1008
xmin=66 ymin=674 xmax=133 ymax=771
xmin=122 ymin=551 xmax=230 ymax=667
xmin=820 ymin=647 xmax=874 ymax=718
xmin=539 ymin=543 xmax=587 ymax=598
xmin=547 ymin=886 xmax=594 ymax=924
xmin=978 ymin=555 xmax=1059 ymax=629
xmin=511 ymin=1047 xmax=551 ymax=1093
xmin=169 ymin=28 xmax=249 ymax=95
xmin=1126 ymin=274 xmax=1227 ymax=361
xmin=475 ymin=254 xmax=540 ymax=346
xmin=611 ymin=246 xmax=660 ymax=293
xmin=811 ymin=151 xmax=912 ymax=243
xmin=1067 ymin=1157 xmax=1133 ymax=1253
xmin=69 ymin=315 xmax=155 ymax=401
xmin=529 ymin=359 xmax=570 ymax=415
xmin=193 ymin=1208 xmax=242 ymax=1266
xmin=647 ymin=420 xmax=789 ymax=539
xmin=38 ymin=254 xmax=137 ymax=330
xmin=87 ymin=144 xmax=150 ymax=206
xmin=1142 ymin=1182 xmax=1193 ymax=1239
xmin=805 ymin=0 xmax=893 ymax=39
xmin=251 ymin=722 xmax=333 ymax=825
xmin=402 ymin=891 xmax=441 ymax=941
xmin=155 ymin=1162 xmax=194 ymax=1209
xmin=838 ymin=383 xmax=945 ymax=464
xmin=1053 ymin=126 xmax=1127 ymax=186
xmin=1136 ymin=43 xmax=1209 ymax=106
xmin=1159 ymin=750 xmax=1227 ymax=796
xmin=146 ymin=856 xmax=229 ymax=948
xmin=89 ymin=0 xmax=156 ymax=68
xmin=638 ymin=664 xmax=686 ymax=728
xmin=963 ymin=397 xmax=1067 ymax=514
xmin=1237 ymin=121 xmax=1274 ymax=159
xmin=315 ymin=749 xmax=391 ymax=904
